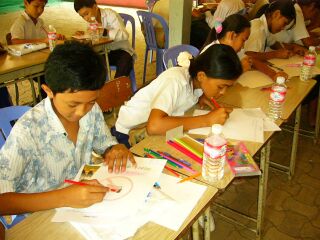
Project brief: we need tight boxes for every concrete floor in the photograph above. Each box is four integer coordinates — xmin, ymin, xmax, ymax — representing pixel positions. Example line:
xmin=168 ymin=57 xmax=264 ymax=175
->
xmin=1 ymin=2 xmax=319 ymax=239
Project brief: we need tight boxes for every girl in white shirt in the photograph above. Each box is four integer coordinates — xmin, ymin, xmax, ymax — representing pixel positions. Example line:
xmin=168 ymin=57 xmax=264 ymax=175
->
xmin=114 ymin=44 xmax=243 ymax=147
xmin=74 ymin=0 xmax=135 ymax=78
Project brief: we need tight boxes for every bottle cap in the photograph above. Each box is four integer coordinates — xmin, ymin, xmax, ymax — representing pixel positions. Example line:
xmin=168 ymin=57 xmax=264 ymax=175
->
xmin=90 ymin=16 xmax=95 ymax=21
xmin=309 ymin=46 xmax=315 ymax=52
xmin=276 ymin=76 xmax=286 ymax=84
xmin=211 ymin=124 xmax=223 ymax=134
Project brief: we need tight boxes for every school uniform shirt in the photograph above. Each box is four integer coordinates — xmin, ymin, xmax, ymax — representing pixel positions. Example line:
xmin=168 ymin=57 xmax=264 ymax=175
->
xmin=100 ymin=8 xmax=135 ymax=57
xmin=244 ymin=14 xmax=276 ymax=53
xmin=0 ymin=97 xmax=117 ymax=194
xmin=10 ymin=11 xmax=47 ymax=40
xmin=201 ymin=40 xmax=245 ymax=59
xmin=273 ymin=3 xmax=309 ymax=45
xmin=205 ymin=0 xmax=245 ymax=28
xmin=115 ymin=67 xmax=203 ymax=135
xmin=247 ymin=0 xmax=269 ymax=20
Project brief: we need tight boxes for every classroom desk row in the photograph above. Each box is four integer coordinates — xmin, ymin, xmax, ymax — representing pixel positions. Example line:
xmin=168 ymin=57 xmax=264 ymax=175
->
xmin=0 ymin=38 xmax=113 ymax=105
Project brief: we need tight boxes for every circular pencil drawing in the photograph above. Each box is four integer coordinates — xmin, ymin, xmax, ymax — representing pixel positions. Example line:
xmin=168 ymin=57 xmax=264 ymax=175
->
xmin=99 ymin=176 xmax=133 ymax=201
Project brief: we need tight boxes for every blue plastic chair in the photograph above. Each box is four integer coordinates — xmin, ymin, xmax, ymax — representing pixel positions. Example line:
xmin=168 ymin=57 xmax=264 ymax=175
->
xmin=137 ymin=10 xmax=169 ymax=83
xmin=0 ymin=106 xmax=31 ymax=148
xmin=163 ymin=44 xmax=200 ymax=69
xmin=108 ymin=13 xmax=137 ymax=92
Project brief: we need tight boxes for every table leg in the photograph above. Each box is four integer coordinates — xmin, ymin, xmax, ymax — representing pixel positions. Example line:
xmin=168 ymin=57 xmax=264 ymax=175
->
xmin=289 ymin=105 xmax=301 ymax=179
xmin=314 ymin=86 xmax=320 ymax=143
xmin=256 ymin=141 xmax=270 ymax=239
xmin=28 ymin=78 xmax=37 ymax=106
xmin=204 ymin=207 xmax=211 ymax=240
xmin=104 ymin=45 xmax=111 ymax=81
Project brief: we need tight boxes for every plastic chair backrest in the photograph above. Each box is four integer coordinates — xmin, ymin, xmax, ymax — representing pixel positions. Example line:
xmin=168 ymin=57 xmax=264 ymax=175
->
xmin=96 ymin=76 xmax=133 ymax=112
xmin=0 ymin=106 xmax=31 ymax=148
xmin=136 ymin=10 xmax=169 ymax=50
xmin=163 ymin=44 xmax=200 ymax=69
xmin=119 ymin=13 xmax=136 ymax=49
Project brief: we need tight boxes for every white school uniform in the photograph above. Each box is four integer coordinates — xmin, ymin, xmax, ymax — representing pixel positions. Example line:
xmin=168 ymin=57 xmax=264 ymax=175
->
xmin=100 ymin=8 xmax=135 ymax=57
xmin=273 ymin=3 xmax=309 ymax=46
xmin=10 ymin=11 xmax=47 ymax=40
xmin=205 ymin=0 xmax=245 ymax=28
xmin=115 ymin=67 xmax=203 ymax=134
xmin=244 ymin=14 xmax=276 ymax=52
xmin=201 ymin=40 xmax=245 ymax=59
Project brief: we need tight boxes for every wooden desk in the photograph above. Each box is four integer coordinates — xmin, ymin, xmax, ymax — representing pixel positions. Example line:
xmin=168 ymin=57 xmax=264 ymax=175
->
xmin=6 ymin=185 xmax=218 ymax=240
xmin=0 ymin=38 xmax=113 ymax=105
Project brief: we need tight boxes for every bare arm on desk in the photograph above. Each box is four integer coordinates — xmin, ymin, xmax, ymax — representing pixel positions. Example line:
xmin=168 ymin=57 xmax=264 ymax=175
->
xmin=0 ymin=180 xmax=108 ymax=216
xmin=146 ymin=108 xmax=232 ymax=135
xmin=252 ymin=58 xmax=288 ymax=81
xmin=246 ymin=48 xmax=293 ymax=61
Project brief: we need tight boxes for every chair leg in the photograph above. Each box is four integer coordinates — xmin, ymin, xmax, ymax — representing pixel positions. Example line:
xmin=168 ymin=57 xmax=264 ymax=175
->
xmin=149 ymin=50 xmax=153 ymax=63
xmin=14 ymin=82 xmax=19 ymax=105
xmin=143 ymin=48 xmax=148 ymax=84
xmin=155 ymin=49 xmax=165 ymax=76
xmin=129 ymin=68 xmax=137 ymax=92
xmin=28 ymin=78 xmax=37 ymax=106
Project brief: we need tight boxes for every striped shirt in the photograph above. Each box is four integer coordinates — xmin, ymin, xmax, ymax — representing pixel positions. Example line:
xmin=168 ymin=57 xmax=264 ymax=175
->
xmin=0 ymin=97 xmax=117 ymax=194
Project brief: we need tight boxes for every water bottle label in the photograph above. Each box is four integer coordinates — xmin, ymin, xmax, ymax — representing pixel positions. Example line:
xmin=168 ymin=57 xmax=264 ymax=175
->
xmin=89 ymin=23 xmax=98 ymax=31
xmin=303 ymin=55 xmax=316 ymax=66
xmin=48 ymin=32 xmax=56 ymax=40
xmin=270 ymin=86 xmax=286 ymax=102
xmin=204 ymin=141 xmax=226 ymax=158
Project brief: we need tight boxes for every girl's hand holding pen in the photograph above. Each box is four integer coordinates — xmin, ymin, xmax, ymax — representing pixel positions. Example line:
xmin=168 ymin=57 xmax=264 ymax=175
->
xmin=62 ymin=179 xmax=109 ymax=208
xmin=206 ymin=107 xmax=233 ymax=125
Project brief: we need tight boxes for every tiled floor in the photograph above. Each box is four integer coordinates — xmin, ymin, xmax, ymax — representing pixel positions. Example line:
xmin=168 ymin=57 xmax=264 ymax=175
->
xmin=1 ymin=2 xmax=319 ymax=239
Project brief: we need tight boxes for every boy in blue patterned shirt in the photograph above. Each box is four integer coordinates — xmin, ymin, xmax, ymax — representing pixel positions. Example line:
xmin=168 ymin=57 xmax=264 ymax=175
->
xmin=0 ymin=41 xmax=135 ymax=231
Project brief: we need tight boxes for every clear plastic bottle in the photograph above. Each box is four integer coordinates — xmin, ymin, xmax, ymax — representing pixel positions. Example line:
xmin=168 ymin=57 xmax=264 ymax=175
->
xmin=48 ymin=25 xmax=57 ymax=52
xmin=268 ymin=76 xmax=287 ymax=120
xmin=300 ymin=46 xmax=316 ymax=81
xmin=202 ymin=124 xmax=226 ymax=182
xmin=88 ymin=16 xmax=99 ymax=44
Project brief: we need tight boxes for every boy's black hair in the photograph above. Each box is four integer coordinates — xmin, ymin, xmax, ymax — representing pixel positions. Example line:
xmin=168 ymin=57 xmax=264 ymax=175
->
xmin=44 ymin=41 xmax=106 ymax=94
xmin=74 ymin=0 xmax=96 ymax=12
xmin=189 ymin=44 xmax=242 ymax=80
xmin=26 ymin=0 xmax=48 ymax=3
xmin=201 ymin=14 xmax=250 ymax=52
xmin=297 ymin=0 xmax=320 ymax=9
xmin=265 ymin=0 xmax=296 ymax=25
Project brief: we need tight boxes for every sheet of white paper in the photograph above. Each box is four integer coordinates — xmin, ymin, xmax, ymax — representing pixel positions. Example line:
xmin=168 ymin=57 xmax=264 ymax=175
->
xmin=188 ymin=109 xmax=267 ymax=142
xmin=7 ymin=43 xmax=47 ymax=56
xmin=52 ymin=157 xmax=167 ymax=224
xmin=269 ymin=55 xmax=320 ymax=79
xmin=237 ymin=70 xmax=274 ymax=88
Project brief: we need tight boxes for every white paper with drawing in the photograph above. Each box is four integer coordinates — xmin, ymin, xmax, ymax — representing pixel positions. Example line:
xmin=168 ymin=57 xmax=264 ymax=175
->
xmin=237 ymin=70 xmax=273 ymax=88
xmin=188 ymin=109 xmax=270 ymax=142
xmin=52 ymin=157 xmax=167 ymax=224
xmin=269 ymin=55 xmax=320 ymax=79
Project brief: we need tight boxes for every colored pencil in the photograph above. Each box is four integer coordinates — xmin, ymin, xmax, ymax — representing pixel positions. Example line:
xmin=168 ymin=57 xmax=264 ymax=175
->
xmin=210 ymin=97 xmax=220 ymax=109
xmin=178 ymin=172 xmax=201 ymax=183
xmin=157 ymin=151 xmax=197 ymax=174
xmin=164 ymin=165 xmax=180 ymax=177
xmin=167 ymin=140 xmax=203 ymax=164
xmin=174 ymin=138 xmax=203 ymax=158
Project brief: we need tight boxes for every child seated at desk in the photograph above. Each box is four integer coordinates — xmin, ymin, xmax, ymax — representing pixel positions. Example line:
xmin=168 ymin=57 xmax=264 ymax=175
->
xmin=10 ymin=0 xmax=65 ymax=100
xmin=0 ymin=41 xmax=135 ymax=231
xmin=200 ymin=14 xmax=252 ymax=72
xmin=244 ymin=0 xmax=305 ymax=80
xmin=113 ymin=44 xmax=243 ymax=147
xmin=74 ymin=0 xmax=135 ymax=78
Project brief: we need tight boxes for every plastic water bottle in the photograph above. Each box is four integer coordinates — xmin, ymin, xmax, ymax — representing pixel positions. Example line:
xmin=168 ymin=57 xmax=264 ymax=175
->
xmin=300 ymin=46 xmax=316 ymax=81
xmin=202 ymin=124 xmax=226 ymax=182
xmin=88 ymin=16 xmax=99 ymax=44
xmin=268 ymin=76 xmax=287 ymax=120
xmin=48 ymin=25 xmax=57 ymax=52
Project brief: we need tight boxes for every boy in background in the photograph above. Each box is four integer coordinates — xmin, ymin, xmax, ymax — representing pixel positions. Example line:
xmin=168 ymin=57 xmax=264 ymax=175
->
xmin=0 ymin=41 xmax=135 ymax=231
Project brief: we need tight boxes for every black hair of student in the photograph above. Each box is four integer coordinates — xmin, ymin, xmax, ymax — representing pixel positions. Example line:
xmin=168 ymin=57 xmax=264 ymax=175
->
xmin=26 ymin=0 xmax=48 ymax=3
xmin=44 ymin=41 xmax=106 ymax=94
xmin=201 ymin=14 xmax=250 ymax=52
xmin=264 ymin=0 xmax=296 ymax=26
xmin=296 ymin=0 xmax=320 ymax=9
xmin=74 ymin=0 xmax=96 ymax=12
xmin=189 ymin=44 xmax=242 ymax=80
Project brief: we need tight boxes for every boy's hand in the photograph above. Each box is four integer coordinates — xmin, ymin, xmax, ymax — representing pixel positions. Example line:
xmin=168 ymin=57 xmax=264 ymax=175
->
xmin=75 ymin=31 xmax=85 ymax=36
xmin=104 ymin=144 xmax=136 ymax=173
xmin=275 ymin=49 xmax=294 ymax=59
xmin=292 ymin=45 xmax=307 ymax=56
xmin=62 ymin=179 xmax=108 ymax=208
xmin=198 ymin=94 xmax=215 ymax=110
xmin=273 ymin=71 xmax=288 ymax=81
xmin=57 ymin=34 xmax=65 ymax=40
xmin=241 ymin=56 xmax=253 ymax=72
xmin=206 ymin=108 xmax=233 ymax=125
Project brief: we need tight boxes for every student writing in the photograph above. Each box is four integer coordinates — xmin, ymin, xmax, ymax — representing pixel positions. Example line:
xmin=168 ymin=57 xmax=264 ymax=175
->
xmin=114 ymin=44 xmax=243 ymax=147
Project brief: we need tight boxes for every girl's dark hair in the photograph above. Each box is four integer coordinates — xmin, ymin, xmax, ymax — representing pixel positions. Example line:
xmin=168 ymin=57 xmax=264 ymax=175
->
xmin=264 ymin=0 xmax=296 ymax=26
xmin=74 ymin=0 xmax=96 ymax=12
xmin=189 ymin=44 xmax=242 ymax=80
xmin=45 ymin=41 xmax=106 ymax=94
xmin=297 ymin=0 xmax=320 ymax=9
xmin=26 ymin=0 xmax=48 ymax=3
xmin=201 ymin=14 xmax=250 ymax=52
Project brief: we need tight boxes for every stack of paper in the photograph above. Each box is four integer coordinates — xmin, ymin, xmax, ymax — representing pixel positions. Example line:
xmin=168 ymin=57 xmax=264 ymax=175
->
xmin=52 ymin=158 xmax=207 ymax=240
xmin=188 ymin=108 xmax=281 ymax=143
xmin=7 ymin=43 xmax=47 ymax=56
xmin=237 ymin=70 xmax=274 ymax=88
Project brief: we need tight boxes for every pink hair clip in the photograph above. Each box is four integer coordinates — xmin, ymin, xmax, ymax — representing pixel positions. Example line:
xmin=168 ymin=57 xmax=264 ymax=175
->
xmin=214 ymin=18 xmax=223 ymax=34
